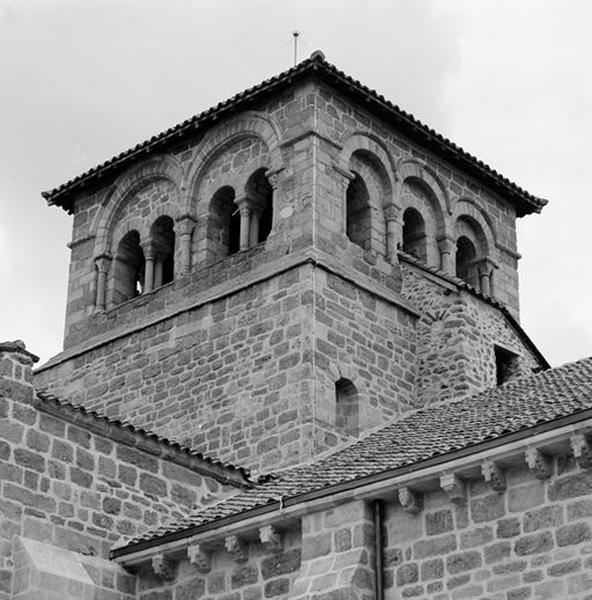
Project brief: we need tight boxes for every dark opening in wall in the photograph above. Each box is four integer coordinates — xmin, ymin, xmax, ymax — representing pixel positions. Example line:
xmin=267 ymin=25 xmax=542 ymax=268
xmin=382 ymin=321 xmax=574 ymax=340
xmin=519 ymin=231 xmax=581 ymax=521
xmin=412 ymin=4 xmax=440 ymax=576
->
xmin=335 ymin=378 xmax=359 ymax=437
xmin=495 ymin=346 xmax=520 ymax=385
xmin=246 ymin=168 xmax=273 ymax=244
xmin=150 ymin=216 xmax=175 ymax=287
xmin=456 ymin=235 xmax=478 ymax=288
xmin=402 ymin=207 xmax=427 ymax=261
xmin=346 ymin=173 xmax=372 ymax=250
xmin=113 ymin=230 xmax=145 ymax=305
xmin=208 ymin=186 xmax=240 ymax=260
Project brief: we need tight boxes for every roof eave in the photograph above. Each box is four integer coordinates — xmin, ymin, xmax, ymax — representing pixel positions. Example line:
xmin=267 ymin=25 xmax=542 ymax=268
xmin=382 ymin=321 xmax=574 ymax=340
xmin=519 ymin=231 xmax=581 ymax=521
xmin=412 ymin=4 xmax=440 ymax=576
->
xmin=111 ymin=405 xmax=592 ymax=561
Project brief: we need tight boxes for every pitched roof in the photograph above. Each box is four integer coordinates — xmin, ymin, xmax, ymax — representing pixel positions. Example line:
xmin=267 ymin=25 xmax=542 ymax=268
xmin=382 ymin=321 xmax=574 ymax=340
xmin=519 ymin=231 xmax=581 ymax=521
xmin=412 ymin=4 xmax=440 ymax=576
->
xmin=112 ymin=355 xmax=592 ymax=557
xmin=43 ymin=51 xmax=547 ymax=217
xmin=35 ymin=390 xmax=252 ymax=487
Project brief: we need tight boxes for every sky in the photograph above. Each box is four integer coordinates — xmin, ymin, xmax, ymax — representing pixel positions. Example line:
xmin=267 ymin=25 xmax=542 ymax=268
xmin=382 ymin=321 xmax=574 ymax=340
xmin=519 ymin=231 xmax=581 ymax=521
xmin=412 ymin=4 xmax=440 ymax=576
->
xmin=0 ymin=0 xmax=591 ymax=367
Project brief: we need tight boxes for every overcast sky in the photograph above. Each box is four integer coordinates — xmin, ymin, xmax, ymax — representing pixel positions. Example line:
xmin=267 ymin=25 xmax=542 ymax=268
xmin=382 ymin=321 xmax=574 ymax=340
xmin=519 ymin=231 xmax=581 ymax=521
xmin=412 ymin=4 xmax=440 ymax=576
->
xmin=1 ymin=0 xmax=590 ymax=367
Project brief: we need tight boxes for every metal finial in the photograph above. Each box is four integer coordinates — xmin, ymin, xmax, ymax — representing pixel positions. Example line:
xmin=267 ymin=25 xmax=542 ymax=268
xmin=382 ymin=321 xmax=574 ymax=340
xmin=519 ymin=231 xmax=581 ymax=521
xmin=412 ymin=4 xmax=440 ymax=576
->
xmin=293 ymin=31 xmax=300 ymax=65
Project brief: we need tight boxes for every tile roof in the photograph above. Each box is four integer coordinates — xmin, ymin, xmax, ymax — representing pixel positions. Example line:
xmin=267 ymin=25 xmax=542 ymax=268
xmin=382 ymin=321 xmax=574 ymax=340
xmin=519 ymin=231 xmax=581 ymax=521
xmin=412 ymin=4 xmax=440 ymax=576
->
xmin=43 ymin=51 xmax=546 ymax=217
xmin=35 ymin=390 xmax=252 ymax=487
xmin=114 ymin=355 xmax=592 ymax=556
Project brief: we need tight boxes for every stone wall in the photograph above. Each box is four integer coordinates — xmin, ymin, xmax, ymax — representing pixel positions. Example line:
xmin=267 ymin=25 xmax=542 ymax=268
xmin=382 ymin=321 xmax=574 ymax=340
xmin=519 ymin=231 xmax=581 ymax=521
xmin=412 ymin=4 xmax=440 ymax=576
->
xmin=0 ymin=344 xmax=240 ymax=599
xmin=312 ymin=82 xmax=522 ymax=314
xmin=135 ymin=529 xmax=302 ymax=600
xmin=400 ymin=259 xmax=540 ymax=405
xmin=383 ymin=457 xmax=592 ymax=599
xmin=126 ymin=449 xmax=592 ymax=600
xmin=36 ymin=259 xmax=419 ymax=474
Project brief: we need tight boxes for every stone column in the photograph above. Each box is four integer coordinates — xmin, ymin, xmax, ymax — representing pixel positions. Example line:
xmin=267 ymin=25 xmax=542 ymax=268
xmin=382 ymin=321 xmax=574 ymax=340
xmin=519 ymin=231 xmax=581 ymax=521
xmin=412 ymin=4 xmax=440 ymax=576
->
xmin=174 ymin=215 xmax=196 ymax=274
xmin=142 ymin=243 xmax=156 ymax=293
xmin=153 ymin=257 xmax=163 ymax=289
xmin=476 ymin=258 xmax=496 ymax=298
xmin=384 ymin=204 xmax=402 ymax=264
xmin=437 ymin=235 xmax=456 ymax=275
xmin=236 ymin=197 xmax=253 ymax=251
xmin=94 ymin=254 xmax=112 ymax=311
xmin=249 ymin=209 xmax=261 ymax=246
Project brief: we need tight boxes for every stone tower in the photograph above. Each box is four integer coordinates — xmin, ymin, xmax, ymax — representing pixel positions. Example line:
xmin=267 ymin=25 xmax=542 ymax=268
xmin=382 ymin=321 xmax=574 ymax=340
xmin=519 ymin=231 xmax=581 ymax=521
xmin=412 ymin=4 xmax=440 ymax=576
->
xmin=35 ymin=51 xmax=548 ymax=473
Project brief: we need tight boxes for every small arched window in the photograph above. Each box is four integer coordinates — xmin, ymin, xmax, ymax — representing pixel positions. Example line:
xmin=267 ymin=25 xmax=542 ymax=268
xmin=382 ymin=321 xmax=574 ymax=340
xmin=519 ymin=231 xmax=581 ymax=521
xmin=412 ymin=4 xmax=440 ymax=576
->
xmin=456 ymin=236 xmax=478 ymax=288
xmin=402 ymin=207 xmax=427 ymax=261
xmin=246 ymin=168 xmax=273 ymax=245
xmin=335 ymin=378 xmax=359 ymax=437
xmin=346 ymin=174 xmax=372 ymax=250
xmin=150 ymin=216 xmax=175 ymax=288
xmin=208 ymin=186 xmax=240 ymax=262
xmin=113 ymin=231 xmax=145 ymax=305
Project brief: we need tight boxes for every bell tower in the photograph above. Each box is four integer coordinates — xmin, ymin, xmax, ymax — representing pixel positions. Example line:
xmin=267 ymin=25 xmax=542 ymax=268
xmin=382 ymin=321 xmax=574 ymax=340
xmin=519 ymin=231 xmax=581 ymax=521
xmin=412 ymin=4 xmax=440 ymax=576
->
xmin=36 ymin=52 xmax=547 ymax=473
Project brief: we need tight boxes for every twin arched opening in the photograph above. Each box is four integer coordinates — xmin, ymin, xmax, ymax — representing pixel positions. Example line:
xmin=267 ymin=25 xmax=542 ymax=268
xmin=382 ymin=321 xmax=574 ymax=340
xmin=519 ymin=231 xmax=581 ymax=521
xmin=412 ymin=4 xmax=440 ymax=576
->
xmin=108 ymin=215 xmax=176 ymax=307
xmin=206 ymin=167 xmax=274 ymax=262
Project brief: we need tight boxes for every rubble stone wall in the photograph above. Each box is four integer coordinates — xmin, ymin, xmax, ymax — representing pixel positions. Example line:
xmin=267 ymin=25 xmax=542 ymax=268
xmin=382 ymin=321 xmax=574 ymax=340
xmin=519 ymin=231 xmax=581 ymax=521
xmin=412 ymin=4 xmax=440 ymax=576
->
xmin=400 ymin=261 xmax=540 ymax=405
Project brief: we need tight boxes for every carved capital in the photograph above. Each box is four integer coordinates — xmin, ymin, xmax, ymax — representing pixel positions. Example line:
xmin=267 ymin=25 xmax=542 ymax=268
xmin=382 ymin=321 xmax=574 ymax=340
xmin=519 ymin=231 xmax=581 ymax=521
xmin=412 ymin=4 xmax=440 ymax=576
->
xmin=94 ymin=253 xmax=112 ymax=274
xmin=265 ymin=168 xmax=283 ymax=190
xmin=398 ymin=487 xmax=422 ymax=514
xmin=475 ymin=257 xmax=497 ymax=276
xmin=188 ymin=543 xmax=211 ymax=573
xmin=174 ymin=214 xmax=197 ymax=236
xmin=481 ymin=461 xmax=506 ymax=492
xmin=259 ymin=525 xmax=282 ymax=553
xmin=141 ymin=240 xmax=159 ymax=260
xmin=525 ymin=448 xmax=553 ymax=480
xmin=225 ymin=535 xmax=248 ymax=563
xmin=437 ymin=235 xmax=456 ymax=255
xmin=383 ymin=204 xmax=402 ymax=223
xmin=571 ymin=434 xmax=592 ymax=469
xmin=440 ymin=473 xmax=466 ymax=503
xmin=152 ymin=554 xmax=176 ymax=581
xmin=235 ymin=195 xmax=253 ymax=216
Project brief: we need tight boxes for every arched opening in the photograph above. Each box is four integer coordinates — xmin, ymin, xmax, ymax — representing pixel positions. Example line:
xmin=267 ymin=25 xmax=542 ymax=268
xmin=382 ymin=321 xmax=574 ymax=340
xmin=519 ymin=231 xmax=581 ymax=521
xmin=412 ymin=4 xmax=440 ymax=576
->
xmin=208 ymin=186 xmax=240 ymax=262
xmin=245 ymin=168 xmax=273 ymax=244
xmin=150 ymin=216 xmax=175 ymax=288
xmin=402 ymin=207 xmax=427 ymax=261
xmin=113 ymin=231 xmax=145 ymax=305
xmin=346 ymin=173 xmax=372 ymax=250
xmin=456 ymin=235 xmax=478 ymax=288
xmin=335 ymin=378 xmax=359 ymax=437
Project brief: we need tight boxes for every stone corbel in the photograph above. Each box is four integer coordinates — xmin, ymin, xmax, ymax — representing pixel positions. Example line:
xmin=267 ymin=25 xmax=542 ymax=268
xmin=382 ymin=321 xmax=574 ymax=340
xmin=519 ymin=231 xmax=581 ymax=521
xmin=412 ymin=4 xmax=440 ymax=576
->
xmin=398 ymin=487 xmax=422 ymax=514
xmin=225 ymin=535 xmax=248 ymax=563
xmin=152 ymin=554 xmax=176 ymax=581
xmin=525 ymin=448 xmax=553 ymax=480
xmin=481 ymin=461 xmax=506 ymax=493
xmin=440 ymin=473 xmax=466 ymax=503
xmin=571 ymin=434 xmax=592 ymax=469
xmin=187 ymin=542 xmax=211 ymax=573
xmin=259 ymin=525 xmax=282 ymax=553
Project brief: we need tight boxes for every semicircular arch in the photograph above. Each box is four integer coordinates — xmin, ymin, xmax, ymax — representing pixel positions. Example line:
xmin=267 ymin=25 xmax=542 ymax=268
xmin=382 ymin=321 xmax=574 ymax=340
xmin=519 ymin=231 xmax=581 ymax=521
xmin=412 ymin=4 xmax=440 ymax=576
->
xmin=95 ymin=154 xmax=184 ymax=255
xmin=397 ymin=159 xmax=451 ymax=232
xmin=453 ymin=197 xmax=497 ymax=257
xmin=340 ymin=131 xmax=396 ymax=204
xmin=186 ymin=111 xmax=284 ymax=214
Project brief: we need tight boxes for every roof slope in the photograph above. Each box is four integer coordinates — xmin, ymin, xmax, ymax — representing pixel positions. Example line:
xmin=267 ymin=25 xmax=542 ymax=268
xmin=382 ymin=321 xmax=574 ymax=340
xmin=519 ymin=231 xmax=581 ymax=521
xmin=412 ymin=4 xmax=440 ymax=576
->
xmin=44 ymin=51 xmax=546 ymax=217
xmin=35 ymin=389 xmax=251 ymax=487
xmin=113 ymin=355 xmax=592 ymax=556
